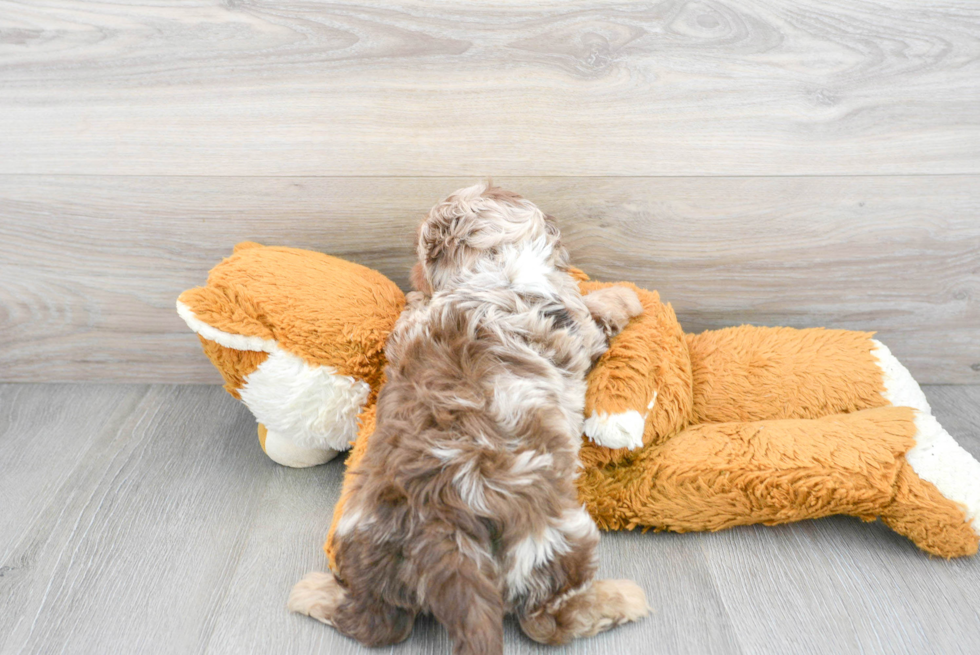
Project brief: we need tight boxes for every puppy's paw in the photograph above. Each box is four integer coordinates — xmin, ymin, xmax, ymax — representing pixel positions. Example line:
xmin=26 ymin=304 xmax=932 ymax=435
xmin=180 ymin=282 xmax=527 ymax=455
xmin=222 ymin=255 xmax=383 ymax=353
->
xmin=592 ymin=579 xmax=652 ymax=626
xmin=583 ymin=286 xmax=643 ymax=339
xmin=288 ymin=571 xmax=347 ymax=625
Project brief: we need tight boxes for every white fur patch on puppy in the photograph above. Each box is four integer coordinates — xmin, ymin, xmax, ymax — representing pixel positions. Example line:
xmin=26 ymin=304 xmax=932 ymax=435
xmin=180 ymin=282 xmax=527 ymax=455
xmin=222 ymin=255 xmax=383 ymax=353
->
xmin=506 ymin=526 xmax=572 ymax=601
xmin=506 ymin=238 xmax=556 ymax=298
xmin=240 ymin=348 xmax=370 ymax=452
xmin=584 ymin=411 xmax=645 ymax=450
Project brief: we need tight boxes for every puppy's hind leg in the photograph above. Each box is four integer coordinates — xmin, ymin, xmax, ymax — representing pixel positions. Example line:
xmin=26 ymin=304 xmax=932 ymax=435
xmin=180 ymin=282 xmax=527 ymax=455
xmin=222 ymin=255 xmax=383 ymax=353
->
xmin=519 ymin=579 xmax=650 ymax=645
xmin=289 ymin=571 xmax=346 ymax=626
xmin=289 ymin=571 xmax=416 ymax=647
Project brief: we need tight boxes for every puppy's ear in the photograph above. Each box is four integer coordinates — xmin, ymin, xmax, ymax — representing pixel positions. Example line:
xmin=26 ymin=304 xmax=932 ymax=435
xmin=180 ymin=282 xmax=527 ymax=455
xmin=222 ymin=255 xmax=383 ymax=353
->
xmin=410 ymin=261 xmax=431 ymax=294
xmin=544 ymin=213 xmax=570 ymax=270
xmin=417 ymin=185 xmax=486 ymax=289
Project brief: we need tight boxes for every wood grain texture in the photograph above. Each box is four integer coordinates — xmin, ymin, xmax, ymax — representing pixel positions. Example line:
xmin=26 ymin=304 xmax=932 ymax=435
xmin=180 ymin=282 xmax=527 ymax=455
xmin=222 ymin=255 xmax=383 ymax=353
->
xmin=1 ymin=175 xmax=977 ymax=384
xmin=0 ymin=384 xmax=147 ymax=559
xmin=1 ymin=0 xmax=978 ymax=176
xmin=0 ymin=385 xmax=271 ymax=654
xmin=699 ymin=384 xmax=980 ymax=655
xmin=1 ymin=383 xmax=978 ymax=654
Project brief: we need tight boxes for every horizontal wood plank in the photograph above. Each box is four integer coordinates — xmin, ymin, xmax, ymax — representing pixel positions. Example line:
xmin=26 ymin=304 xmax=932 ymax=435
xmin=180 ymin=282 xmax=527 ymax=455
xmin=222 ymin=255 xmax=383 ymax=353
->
xmin=1 ymin=0 xmax=978 ymax=176
xmin=1 ymin=174 xmax=977 ymax=384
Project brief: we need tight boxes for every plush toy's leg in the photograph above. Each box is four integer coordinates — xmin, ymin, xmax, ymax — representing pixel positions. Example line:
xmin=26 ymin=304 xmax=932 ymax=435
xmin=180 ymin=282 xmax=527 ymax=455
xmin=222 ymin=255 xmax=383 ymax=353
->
xmin=257 ymin=423 xmax=339 ymax=468
xmin=578 ymin=406 xmax=980 ymax=558
xmin=578 ymin=281 xmax=693 ymax=460
xmin=879 ymin=410 xmax=980 ymax=556
xmin=864 ymin=341 xmax=980 ymax=553
xmin=686 ymin=326 xmax=890 ymax=423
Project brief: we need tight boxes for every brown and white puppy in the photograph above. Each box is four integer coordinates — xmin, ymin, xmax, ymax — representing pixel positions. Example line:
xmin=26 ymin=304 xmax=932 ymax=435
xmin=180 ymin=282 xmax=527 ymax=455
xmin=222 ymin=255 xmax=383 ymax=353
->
xmin=289 ymin=184 xmax=649 ymax=655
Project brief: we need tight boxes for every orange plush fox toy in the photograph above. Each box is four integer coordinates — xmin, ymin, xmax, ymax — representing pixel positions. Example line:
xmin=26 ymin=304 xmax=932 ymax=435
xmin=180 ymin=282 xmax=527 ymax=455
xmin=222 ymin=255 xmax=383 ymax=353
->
xmin=178 ymin=242 xmax=980 ymax=559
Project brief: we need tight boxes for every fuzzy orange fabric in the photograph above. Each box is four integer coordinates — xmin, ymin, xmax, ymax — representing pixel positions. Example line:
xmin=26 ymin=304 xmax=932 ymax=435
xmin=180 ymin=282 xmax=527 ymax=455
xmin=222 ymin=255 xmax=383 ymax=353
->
xmin=198 ymin=338 xmax=268 ymax=399
xmin=579 ymin=406 xmax=912 ymax=527
xmin=578 ymin=405 xmax=975 ymax=557
xmin=325 ymin=402 xmax=378 ymax=571
xmin=687 ymin=326 xmax=890 ymax=424
xmin=177 ymin=249 xmax=976 ymax=559
xmin=882 ymin=460 xmax=979 ymax=557
xmin=580 ymin=280 xmax=692 ymax=467
xmin=178 ymin=242 xmax=405 ymax=401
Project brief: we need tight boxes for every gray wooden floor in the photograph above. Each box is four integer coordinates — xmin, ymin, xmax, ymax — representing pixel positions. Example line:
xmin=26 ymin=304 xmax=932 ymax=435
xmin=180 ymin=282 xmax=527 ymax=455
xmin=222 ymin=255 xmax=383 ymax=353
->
xmin=1 ymin=384 xmax=978 ymax=655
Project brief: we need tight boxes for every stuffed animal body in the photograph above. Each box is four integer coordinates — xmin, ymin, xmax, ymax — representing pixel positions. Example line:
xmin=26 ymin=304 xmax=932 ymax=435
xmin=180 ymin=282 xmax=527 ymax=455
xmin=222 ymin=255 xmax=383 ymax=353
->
xmin=576 ymin=279 xmax=980 ymax=558
xmin=178 ymin=243 xmax=980 ymax=559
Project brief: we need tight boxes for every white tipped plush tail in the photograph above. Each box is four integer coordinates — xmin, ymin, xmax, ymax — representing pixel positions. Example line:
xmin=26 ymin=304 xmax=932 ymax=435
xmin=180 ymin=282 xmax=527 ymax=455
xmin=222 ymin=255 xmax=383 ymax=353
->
xmin=872 ymin=339 xmax=931 ymax=413
xmin=906 ymin=412 xmax=980 ymax=538
xmin=872 ymin=339 xmax=980 ymax=537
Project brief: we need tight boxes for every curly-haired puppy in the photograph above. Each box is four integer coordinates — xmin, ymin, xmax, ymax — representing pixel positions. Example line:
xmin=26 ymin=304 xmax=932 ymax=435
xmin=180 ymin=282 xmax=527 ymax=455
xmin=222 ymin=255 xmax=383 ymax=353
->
xmin=289 ymin=184 xmax=648 ymax=654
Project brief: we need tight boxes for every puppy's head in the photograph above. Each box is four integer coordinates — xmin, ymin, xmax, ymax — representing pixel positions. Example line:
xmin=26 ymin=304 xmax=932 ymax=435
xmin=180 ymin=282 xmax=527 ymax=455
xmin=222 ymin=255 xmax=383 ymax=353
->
xmin=414 ymin=183 xmax=567 ymax=294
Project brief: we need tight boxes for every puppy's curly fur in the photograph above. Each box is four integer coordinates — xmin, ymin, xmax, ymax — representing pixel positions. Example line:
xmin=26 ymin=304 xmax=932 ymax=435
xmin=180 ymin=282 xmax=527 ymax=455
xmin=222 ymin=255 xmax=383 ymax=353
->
xmin=290 ymin=184 xmax=648 ymax=654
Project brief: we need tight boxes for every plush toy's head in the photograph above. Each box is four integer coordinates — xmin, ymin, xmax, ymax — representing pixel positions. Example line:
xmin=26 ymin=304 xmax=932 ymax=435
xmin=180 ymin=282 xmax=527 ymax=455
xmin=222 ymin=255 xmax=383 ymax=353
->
xmin=177 ymin=242 xmax=405 ymax=467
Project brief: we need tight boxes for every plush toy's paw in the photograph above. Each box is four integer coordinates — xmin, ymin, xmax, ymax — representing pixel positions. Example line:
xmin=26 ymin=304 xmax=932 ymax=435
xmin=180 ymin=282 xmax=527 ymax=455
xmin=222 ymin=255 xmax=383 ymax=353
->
xmin=258 ymin=424 xmax=340 ymax=468
xmin=583 ymin=410 xmax=646 ymax=450
xmin=583 ymin=286 xmax=644 ymax=339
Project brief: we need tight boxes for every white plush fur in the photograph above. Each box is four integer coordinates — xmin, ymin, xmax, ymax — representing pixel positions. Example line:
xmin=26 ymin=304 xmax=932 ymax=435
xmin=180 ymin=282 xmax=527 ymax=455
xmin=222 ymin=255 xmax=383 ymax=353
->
xmin=873 ymin=339 xmax=980 ymax=537
xmin=583 ymin=411 xmax=645 ymax=450
xmin=872 ymin=339 xmax=931 ymax=413
xmin=239 ymin=348 xmax=370 ymax=452
xmin=262 ymin=429 xmax=339 ymax=468
xmin=906 ymin=413 xmax=980 ymax=536
xmin=583 ymin=392 xmax=656 ymax=451
xmin=177 ymin=299 xmax=369 ymax=454
xmin=176 ymin=300 xmax=277 ymax=352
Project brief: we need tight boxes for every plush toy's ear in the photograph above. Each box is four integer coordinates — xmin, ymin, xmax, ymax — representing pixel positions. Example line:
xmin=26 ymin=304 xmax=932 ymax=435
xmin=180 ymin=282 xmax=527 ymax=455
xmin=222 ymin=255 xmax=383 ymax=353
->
xmin=233 ymin=241 xmax=264 ymax=253
xmin=177 ymin=285 xmax=276 ymax=350
xmin=177 ymin=243 xmax=405 ymax=466
xmin=578 ymin=281 xmax=694 ymax=468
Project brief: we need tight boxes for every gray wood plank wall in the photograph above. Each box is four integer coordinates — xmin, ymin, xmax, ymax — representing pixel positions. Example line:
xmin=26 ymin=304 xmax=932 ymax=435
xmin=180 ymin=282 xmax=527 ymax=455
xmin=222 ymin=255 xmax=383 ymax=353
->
xmin=1 ymin=1 xmax=978 ymax=384
xmin=3 ymin=1 xmax=979 ymax=176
